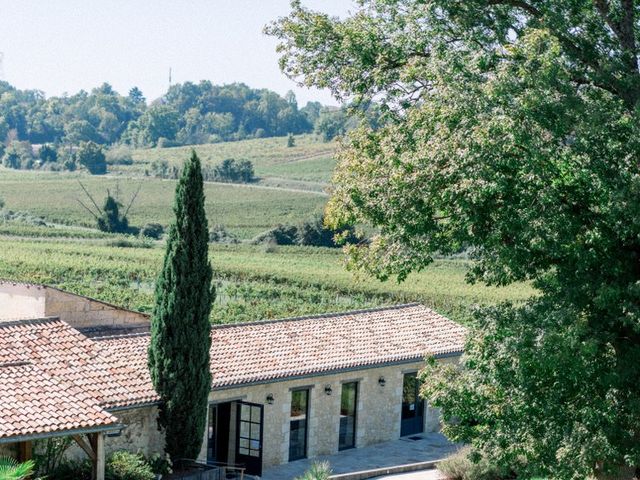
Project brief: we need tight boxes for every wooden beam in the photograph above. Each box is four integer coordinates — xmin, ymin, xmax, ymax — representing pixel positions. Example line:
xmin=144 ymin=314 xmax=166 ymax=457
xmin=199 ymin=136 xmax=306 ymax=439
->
xmin=90 ymin=433 xmax=105 ymax=480
xmin=71 ymin=434 xmax=96 ymax=461
xmin=17 ymin=441 xmax=32 ymax=462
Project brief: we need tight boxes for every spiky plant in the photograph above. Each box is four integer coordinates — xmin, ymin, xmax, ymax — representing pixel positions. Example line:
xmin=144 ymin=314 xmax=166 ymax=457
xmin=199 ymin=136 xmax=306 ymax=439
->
xmin=0 ymin=457 xmax=35 ymax=480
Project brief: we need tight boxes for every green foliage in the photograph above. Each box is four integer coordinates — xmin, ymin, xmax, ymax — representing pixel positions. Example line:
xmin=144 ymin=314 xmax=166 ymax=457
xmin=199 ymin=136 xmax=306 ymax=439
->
xmin=106 ymin=451 xmax=155 ymax=480
xmin=38 ymin=144 xmax=58 ymax=163
xmin=297 ymin=215 xmax=358 ymax=248
xmin=97 ymin=194 xmax=129 ymax=233
xmin=76 ymin=141 xmax=107 ymax=175
xmin=269 ymin=1 xmax=640 ymax=477
xmin=148 ymin=151 xmax=214 ymax=460
xmin=295 ymin=461 xmax=332 ymax=480
xmin=252 ymin=223 xmax=299 ymax=246
xmin=287 ymin=133 xmax=296 ymax=147
xmin=211 ymin=158 xmax=255 ymax=183
xmin=209 ymin=224 xmax=239 ymax=244
xmin=0 ymin=457 xmax=35 ymax=480
xmin=105 ymin=145 xmax=134 ymax=165
xmin=139 ymin=222 xmax=164 ymax=239
xmin=437 ymin=447 xmax=515 ymax=480
xmin=33 ymin=437 xmax=72 ymax=476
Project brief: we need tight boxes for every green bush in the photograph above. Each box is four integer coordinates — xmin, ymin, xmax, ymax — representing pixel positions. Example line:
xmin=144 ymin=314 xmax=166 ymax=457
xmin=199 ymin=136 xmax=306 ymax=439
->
xmin=47 ymin=459 xmax=92 ymax=480
xmin=140 ymin=222 xmax=165 ymax=240
xmin=106 ymin=145 xmax=134 ymax=165
xmin=438 ymin=448 xmax=513 ymax=480
xmin=251 ymin=224 xmax=299 ymax=246
xmin=106 ymin=451 xmax=155 ymax=480
xmin=209 ymin=224 xmax=239 ymax=244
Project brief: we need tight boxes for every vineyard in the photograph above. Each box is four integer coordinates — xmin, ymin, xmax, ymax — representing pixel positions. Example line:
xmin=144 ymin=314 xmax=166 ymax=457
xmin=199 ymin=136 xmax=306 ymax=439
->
xmin=0 ymin=232 xmax=534 ymax=324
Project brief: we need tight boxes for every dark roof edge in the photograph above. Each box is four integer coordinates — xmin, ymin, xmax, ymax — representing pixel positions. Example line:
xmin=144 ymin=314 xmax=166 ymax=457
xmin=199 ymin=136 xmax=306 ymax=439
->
xmin=210 ymin=303 xmax=427 ymax=330
xmin=0 ymin=423 xmax=124 ymax=444
xmin=0 ymin=280 xmax=149 ymax=319
xmin=105 ymin=401 xmax=160 ymax=412
xmin=0 ymin=316 xmax=61 ymax=329
xmin=211 ymin=350 xmax=463 ymax=391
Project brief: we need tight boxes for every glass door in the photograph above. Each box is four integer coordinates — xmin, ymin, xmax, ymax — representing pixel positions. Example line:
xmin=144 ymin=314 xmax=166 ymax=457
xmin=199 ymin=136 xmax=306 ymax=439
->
xmin=400 ymin=372 xmax=424 ymax=436
xmin=339 ymin=382 xmax=358 ymax=450
xmin=288 ymin=389 xmax=309 ymax=461
xmin=236 ymin=401 xmax=263 ymax=476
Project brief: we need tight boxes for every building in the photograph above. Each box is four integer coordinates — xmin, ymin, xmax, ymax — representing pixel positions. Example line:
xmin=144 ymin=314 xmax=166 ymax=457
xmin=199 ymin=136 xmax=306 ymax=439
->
xmin=0 ymin=281 xmax=466 ymax=478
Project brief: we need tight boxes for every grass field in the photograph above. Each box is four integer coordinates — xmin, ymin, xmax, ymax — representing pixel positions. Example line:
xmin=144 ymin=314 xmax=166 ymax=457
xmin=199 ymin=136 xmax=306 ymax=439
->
xmin=0 ymin=234 xmax=534 ymax=324
xmin=127 ymin=134 xmax=337 ymax=184
xmin=0 ymin=170 xmax=326 ymax=238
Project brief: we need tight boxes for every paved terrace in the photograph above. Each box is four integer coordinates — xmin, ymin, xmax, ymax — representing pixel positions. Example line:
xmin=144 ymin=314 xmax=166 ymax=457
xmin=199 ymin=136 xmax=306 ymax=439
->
xmin=261 ymin=433 xmax=459 ymax=480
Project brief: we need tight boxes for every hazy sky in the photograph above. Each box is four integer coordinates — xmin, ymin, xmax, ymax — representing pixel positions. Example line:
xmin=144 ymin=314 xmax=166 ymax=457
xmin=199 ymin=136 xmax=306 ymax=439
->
xmin=0 ymin=0 xmax=353 ymax=105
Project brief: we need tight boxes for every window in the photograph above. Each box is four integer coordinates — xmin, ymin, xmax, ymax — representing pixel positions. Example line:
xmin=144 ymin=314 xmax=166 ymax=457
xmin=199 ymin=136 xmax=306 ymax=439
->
xmin=339 ymin=382 xmax=357 ymax=450
xmin=288 ymin=389 xmax=309 ymax=461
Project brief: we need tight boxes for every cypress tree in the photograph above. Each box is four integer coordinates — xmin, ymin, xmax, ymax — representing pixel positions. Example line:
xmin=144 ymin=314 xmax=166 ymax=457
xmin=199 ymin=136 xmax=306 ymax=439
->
xmin=148 ymin=150 xmax=214 ymax=461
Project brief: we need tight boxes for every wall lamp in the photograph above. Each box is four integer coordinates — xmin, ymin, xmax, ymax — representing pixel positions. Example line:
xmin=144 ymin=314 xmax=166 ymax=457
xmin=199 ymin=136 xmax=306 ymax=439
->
xmin=324 ymin=385 xmax=333 ymax=396
xmin=378 ymin=376 xmax=386 ymax=387
xmin=266 ymin=393 xmax=275 ymax=405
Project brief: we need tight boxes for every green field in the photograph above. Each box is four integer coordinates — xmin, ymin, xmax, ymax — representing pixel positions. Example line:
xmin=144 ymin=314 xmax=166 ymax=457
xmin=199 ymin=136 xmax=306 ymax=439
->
xmin=0 ymin=170 xmax=326 ymax=239
xmin=0 ymin=233 xmax=534 ymax=324
xmin=127 ymin=134 xmax=337 ymax=185
xmin=0 ymin=135 xmax=533 ymax=325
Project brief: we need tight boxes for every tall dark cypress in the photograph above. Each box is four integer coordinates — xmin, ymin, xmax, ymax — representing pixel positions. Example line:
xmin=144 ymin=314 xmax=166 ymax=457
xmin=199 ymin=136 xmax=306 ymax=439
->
xmin=148 ymin=150 xmax=214 ymax=461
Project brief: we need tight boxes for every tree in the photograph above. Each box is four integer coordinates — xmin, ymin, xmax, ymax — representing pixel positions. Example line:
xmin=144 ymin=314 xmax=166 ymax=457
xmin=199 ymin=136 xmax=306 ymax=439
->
xmin=38 ymin=144 xmax=57 ymax=163
xmin=148 ymin=150 xmax=214 ymax=461
xmin=268 ymin=2 xmax=640 ymax=478
xmin=97 ymin=194 xmax=129 ymax=234
xmin=76 ymin=141 xmax=107 ymax=174
xmin=287 ymin=133 xmax=296 ymax=147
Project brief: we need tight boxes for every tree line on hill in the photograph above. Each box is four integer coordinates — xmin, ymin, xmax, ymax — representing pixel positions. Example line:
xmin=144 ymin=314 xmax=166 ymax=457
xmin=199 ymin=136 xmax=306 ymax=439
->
xmin=0 ymin=80 xmax=382 ymax=174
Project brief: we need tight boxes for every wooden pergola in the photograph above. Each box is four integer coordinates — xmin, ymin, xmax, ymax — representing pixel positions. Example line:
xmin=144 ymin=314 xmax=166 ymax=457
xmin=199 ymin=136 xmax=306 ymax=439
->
xmin=4 ymin=425 xmax=121 ymax=480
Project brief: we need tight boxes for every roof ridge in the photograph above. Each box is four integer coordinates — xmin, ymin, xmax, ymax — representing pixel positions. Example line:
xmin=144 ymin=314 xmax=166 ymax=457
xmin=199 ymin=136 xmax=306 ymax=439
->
xmin=0 ymin=316 xmax=61 ymax=329
xmin=0 ymin=360 xmax=31 ymax=368
xmin=210 ymin=302 xmax=425 ymax=330
xmin=93 ymin=332 xmax=150 ymax=341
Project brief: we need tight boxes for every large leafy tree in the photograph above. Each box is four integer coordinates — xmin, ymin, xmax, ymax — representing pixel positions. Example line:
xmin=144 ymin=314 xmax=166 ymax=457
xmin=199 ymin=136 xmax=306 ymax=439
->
xmin=267 ymin=1 xmax=640 ymax=478
xmin=148 ymin=150 xmax=214 ymax=460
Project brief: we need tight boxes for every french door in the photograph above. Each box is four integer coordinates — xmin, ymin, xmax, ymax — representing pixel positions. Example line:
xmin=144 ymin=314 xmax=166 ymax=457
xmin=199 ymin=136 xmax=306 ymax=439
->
xmin=339 ymin=382 xmax=358 ymax=450
xmin=236 ymin=401 xmax=263 ymax=476
xmin=400 ymin=372 xmax=424 ymax=436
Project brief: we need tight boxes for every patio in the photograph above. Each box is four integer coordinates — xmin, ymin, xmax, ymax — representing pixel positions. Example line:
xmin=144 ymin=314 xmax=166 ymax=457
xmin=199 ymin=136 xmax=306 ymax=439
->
xmin=261 ymin=432 xmax=459 ymax=480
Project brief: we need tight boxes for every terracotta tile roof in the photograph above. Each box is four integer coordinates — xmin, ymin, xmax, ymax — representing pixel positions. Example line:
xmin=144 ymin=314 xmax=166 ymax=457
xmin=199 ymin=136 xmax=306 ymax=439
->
xmin=0 ymin=318 xmax=159 ymax=441
xmin=0 ymin=362 xmax=117 ymax=439
xmin=100 ymin=304 xmax=466 ymax=390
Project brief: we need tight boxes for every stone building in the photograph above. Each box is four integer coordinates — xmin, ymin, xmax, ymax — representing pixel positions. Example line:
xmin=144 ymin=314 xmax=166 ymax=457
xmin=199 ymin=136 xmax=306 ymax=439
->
xmin=0 ymin=280 xmax=466 ymax=478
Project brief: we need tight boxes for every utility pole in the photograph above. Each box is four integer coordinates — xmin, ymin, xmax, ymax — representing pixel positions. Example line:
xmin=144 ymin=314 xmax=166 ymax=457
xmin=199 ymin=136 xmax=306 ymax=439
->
xmin=169 ymin=67 xmax=172 ymax=88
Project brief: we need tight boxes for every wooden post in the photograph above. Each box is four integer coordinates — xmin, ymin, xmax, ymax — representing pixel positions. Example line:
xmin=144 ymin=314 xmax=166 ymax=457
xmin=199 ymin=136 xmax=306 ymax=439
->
xmin=94 ymin=433 xmax=105 ymax=480
xmin=17 ymin=441 xmax=32 ymax=462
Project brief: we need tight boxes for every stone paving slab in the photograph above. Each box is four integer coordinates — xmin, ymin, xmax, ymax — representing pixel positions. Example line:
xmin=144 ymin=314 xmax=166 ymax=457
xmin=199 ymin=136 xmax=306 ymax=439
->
xmin=261 ymin=433 xmax=459 ymax=480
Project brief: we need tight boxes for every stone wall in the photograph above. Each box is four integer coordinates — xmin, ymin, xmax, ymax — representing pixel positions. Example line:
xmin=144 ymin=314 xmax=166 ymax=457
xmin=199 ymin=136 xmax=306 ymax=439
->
xmin=0 ymin=283 xmax=46 ymax=320
xmin=65 ymin=406 xmax=164 ymax=460
xmin=198 ymin=355 xmax=459 ymax=468
xmin=43 ymin=288 xmax=148 ymax=329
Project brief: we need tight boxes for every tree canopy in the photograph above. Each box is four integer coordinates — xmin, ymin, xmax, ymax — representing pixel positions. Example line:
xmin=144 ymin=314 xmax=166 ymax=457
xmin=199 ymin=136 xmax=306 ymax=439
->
xmin=268 ymin=1 xmax=640 ymax=478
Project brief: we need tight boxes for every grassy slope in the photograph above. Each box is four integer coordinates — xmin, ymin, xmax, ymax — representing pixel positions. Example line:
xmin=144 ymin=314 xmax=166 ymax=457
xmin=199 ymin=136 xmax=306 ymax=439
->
xmin=0 ymin=170 xmax=326 ymax=238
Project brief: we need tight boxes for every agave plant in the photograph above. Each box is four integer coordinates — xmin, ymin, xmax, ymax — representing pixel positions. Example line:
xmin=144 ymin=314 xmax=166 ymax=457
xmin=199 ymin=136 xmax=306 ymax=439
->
xmin=0 ymin=457 xmax=35 ymax=480
xmin=295 ymin=461 xmax=332 ymax=480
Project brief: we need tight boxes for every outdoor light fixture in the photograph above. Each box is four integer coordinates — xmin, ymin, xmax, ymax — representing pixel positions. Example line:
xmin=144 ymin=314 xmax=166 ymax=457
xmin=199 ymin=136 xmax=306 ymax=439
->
xmin=324 ymin=385 xmax=333 ymax=395
xmin=378 ymin=376 xmax=386 ymax=387
xmin=266 ymin=393 xmax=275 ymax=405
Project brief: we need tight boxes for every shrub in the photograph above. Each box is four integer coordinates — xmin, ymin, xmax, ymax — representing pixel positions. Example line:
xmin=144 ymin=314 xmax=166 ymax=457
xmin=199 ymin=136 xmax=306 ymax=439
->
xmin=105 ymin=237 xmax=153 ymax=249
xmin=209 ymin=224 xmax=239 ymax=244
xmin=106 ymin=145 xmax=134 ymax=165
xmin=140 ymin=223 xmax=164 ymax=239
xmin=252 ymin=224 xmax=299 ymax=245
xmin=438 ymin=448 xmax=512 ymax=480
xmin=146 ymin=453 xmax=172 ymax=476
xmin=39 ymin=144 xmax=58 ymax=163
xmin=297 ymin=215 xmax=359 ymax=248
xmin=210 ymin=158 xmax=255 ymax=183
xmin=47 ymin=459 xmax=91 ymax=480
xmin=77 ymin=141 xmax=107 ymax=174
xmin=107 ymin=451 xmax=155 ymax=480
xmin=287 ymin=133 xmax=296 ymax=147
xmin=295 ymin=461 xmax=332 ymax=480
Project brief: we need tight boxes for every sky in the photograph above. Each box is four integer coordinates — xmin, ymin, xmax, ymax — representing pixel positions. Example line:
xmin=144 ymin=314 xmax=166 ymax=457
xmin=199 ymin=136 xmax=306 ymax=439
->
xmin=0 ymin=0 xmax=354 ymax=106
